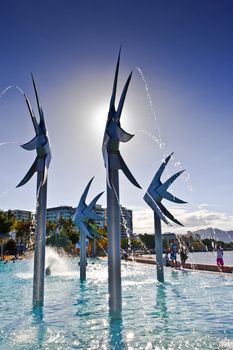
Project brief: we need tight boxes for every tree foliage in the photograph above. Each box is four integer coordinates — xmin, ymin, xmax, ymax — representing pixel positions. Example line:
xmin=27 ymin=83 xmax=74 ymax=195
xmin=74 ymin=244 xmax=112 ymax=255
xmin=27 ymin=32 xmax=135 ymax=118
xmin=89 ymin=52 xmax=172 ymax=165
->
xmin=46 ymin=230 xmax=72 ymax=250
xmin=0 ymin=210 xmax=16 ymax=236
xmin=15 ymin=219 xmax=34 ymax=249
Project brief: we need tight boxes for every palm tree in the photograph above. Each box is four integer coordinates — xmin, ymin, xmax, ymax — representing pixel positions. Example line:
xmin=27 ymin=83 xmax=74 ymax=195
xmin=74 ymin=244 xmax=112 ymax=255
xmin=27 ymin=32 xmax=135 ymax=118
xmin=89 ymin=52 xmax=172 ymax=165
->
xmin=15 ymin=219 xmax=34 ymax=250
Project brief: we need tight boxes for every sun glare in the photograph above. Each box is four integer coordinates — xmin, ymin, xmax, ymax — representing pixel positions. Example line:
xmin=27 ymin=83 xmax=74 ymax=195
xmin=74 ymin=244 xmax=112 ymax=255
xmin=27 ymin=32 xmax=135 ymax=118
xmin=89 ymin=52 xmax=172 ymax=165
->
xmin=93 ymin=103 xmax=109 ymax=134
xmin=91 ymin=101 xmax=134 ymax=139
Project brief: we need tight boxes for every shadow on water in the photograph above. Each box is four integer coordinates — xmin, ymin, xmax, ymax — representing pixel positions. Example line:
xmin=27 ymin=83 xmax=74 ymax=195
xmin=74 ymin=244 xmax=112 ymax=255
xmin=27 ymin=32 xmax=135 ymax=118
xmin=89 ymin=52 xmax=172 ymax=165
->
xmin=75 ymin=281 xmax=92 ymax=317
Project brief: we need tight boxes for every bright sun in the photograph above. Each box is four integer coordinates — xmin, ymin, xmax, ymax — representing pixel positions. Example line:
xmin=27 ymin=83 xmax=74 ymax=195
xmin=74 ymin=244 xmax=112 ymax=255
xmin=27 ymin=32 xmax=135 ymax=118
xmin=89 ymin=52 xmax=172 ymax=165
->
xmin=93 ymin=103 xmax=109 ymax=133
xmin=92 ymin=101 xmax=133 ymax=138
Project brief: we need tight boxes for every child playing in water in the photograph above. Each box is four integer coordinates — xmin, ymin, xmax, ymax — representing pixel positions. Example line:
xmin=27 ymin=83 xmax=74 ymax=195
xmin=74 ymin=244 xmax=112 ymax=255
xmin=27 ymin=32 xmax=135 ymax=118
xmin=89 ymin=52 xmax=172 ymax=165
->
xmin=216 ymin=244 xmax=224 ymax=271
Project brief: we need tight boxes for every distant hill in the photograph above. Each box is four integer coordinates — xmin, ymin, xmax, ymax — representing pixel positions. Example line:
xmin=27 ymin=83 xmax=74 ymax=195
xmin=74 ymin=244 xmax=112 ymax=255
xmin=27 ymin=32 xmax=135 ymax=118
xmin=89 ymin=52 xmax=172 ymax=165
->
xmin=190 ymin=228 xmax=233 ymax=243
xmin=163 ymin=228 xmax=233 ymax=243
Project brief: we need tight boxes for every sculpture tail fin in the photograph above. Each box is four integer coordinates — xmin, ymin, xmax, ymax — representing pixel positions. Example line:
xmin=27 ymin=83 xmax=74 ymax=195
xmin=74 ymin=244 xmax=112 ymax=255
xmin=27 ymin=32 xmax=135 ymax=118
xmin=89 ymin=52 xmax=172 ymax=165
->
xmin=157 ymin=202 xmax=184 ymax=226
xmin=16 ymin=157 xmax=38 ymax=188
xmin=110 ymin=152 xmax=141 ymax=189
xmin=83 ymin=191 xmax=104 ymax=221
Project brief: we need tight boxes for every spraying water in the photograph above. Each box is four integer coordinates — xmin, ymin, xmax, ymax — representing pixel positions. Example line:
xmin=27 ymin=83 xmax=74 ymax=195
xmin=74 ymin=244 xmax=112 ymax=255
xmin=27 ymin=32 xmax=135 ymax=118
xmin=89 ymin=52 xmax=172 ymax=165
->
xmin=45 ymin=246 xmax=72 ymax=277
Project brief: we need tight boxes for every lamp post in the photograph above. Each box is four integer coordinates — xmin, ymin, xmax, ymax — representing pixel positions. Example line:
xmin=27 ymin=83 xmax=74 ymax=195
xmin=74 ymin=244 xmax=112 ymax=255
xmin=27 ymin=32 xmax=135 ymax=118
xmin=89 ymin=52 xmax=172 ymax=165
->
xmin=73 ymin=177 xmax=104 ymax=281
xmin=17 ymin=75 xmax=51 ymax=307
xmin=143 ymin=153 xmax=186 ymax=282
xmin=102 ymin=50 xmax=141 ymax=317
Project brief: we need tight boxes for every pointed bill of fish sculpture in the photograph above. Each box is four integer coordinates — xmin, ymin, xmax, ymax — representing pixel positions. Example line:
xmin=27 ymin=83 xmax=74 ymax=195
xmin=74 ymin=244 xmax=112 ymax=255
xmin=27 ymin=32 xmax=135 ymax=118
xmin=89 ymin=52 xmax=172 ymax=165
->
xmin=102 ymin=49 xmax=141 ymax=190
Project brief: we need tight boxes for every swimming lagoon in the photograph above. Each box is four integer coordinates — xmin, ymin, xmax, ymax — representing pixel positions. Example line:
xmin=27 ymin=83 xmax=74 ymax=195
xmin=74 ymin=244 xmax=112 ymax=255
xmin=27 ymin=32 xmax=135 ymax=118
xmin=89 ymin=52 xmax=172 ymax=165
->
xmin=0 ymin=255 xmax=233 ymax=350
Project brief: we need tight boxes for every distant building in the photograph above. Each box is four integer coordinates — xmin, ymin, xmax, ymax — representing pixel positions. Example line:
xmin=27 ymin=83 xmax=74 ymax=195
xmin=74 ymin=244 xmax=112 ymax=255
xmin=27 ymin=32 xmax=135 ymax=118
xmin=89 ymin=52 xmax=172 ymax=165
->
xmin=46 ymin=206 xmax=76 ymax=222
xmin=104 ymin=205 xmax=133 ymax=238
xmin=120 ymin=206 xmax=133 ymax=237
xmin=12 ymin=209 xmax=32 ymax=221
xmin=46 ymin=204 xmax=105 ymax=228
xmin=94 ymin=204 xmax=105 ymax=228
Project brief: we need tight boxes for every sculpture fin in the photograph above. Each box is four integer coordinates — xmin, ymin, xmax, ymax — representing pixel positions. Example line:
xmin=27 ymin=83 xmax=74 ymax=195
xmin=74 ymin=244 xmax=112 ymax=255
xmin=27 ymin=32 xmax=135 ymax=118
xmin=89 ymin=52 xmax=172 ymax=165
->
xmin=16 ymin=157 xmax=38 ymax=187
xmin=157 ymin=202 xmax=183 ymax=226
xmin=107 ymin=121 xmax=133 ymax=142
xmin=109 ymin=49 xmax=121 ymax=113
xmin=31 ymin=74 xmax=41 ymax=115
xmin=115 ymin=72 xmax=132 ymax=121
xmin=21 ymin=134 xmax=46 ymax=151
xmin=24 ymin=94 xmax=40 ymax=135
xmin=149 ymin=153 xmax=173 ymax=191
xmin=31 ymin=74 xmax=47 ymax=133
xmin=83 ymin=191 xmax=104 ymax=221
xmin=38 ymin=106 xmax=47 ymax=134
xmin=79 ymin=222 xmax=94 ymax=240
xmin=110 ymin=152 xmax=141 ymax=188
xmin=87 ymin=224 xmax=103 ymax=240
xmin=41 ymin=157 xmax=49 ymax=186
xmin=161 ymin=191 xmax=187 ymax=204
xmin=157 ymin=171 xmax=186 ymax=203
xmin=143 ymin=192 xmax=171 ymax=226
xmin=79 ymin=177 xmax=94 ymax=205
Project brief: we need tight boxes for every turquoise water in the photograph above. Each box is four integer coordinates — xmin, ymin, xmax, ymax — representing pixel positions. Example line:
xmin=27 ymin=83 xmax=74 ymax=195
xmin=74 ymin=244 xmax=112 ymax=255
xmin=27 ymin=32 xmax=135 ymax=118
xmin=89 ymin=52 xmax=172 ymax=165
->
xmin=0 ymin=255 xmax=233 ymax=350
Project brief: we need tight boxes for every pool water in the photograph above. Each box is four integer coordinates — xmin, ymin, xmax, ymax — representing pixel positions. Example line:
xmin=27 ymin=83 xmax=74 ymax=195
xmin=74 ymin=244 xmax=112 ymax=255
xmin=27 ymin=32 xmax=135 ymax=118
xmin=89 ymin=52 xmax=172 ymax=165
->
xmin=0 ymin=255 xmax=233 ymax=350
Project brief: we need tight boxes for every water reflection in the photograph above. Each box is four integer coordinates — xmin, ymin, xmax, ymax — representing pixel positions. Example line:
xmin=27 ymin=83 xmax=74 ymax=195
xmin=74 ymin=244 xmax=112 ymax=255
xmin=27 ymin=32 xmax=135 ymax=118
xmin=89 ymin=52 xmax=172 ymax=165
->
xmin=31 ymin=306 xmax=46 ymax=348
xmin=155 ymin=284 xmax=168 ymax=327
xmin=75 ymin=281 xmax=92 ymax=317
xmin=109 ymin=317 xmax=125 ymax=350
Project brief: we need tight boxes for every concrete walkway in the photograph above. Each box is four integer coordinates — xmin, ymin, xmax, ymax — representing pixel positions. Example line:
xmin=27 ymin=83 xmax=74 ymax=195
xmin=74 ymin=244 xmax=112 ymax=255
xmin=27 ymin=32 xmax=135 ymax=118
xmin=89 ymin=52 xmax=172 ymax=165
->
xmin=126 ymin=255 xmax=233 ymax=274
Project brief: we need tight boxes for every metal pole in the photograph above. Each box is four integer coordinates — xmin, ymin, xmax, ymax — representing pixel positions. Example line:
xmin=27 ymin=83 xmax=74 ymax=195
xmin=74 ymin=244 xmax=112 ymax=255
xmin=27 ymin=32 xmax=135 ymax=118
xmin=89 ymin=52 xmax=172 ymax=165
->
xmin=107 ymin=169 xmax=121 ymax=318
xmin=33 ymin=172 xmax=47 ymax=307
xmin=154 ymin=212 xmax=164 ymax=283
xmin=80 ymin=232 xmax=87 ymax=281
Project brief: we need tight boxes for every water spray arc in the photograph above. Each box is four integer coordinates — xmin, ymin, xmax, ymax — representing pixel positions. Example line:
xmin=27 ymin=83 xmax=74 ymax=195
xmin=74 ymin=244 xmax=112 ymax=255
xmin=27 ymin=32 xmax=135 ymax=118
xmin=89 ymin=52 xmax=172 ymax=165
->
xmin=73 ymin=177 xmax=104 ymax=281
xmin=17 ymin=75 xmax=51 ymax=306
xmin=102 ymin=50 xmax=141 ymax=318
xmin=143 ymin=153 xmax=186 ymax=282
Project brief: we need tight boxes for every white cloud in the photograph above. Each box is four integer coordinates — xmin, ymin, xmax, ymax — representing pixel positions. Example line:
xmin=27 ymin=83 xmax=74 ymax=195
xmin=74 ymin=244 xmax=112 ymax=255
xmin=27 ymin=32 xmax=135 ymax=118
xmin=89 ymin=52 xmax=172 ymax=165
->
xmin=133 ymin=207 xmax=233 ymax=235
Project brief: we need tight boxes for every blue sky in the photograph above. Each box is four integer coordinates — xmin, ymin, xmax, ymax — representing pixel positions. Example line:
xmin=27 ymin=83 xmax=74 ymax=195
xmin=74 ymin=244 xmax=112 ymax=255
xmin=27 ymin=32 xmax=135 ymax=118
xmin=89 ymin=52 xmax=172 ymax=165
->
xmin=0 ymin=0 xmax=233 ymax=234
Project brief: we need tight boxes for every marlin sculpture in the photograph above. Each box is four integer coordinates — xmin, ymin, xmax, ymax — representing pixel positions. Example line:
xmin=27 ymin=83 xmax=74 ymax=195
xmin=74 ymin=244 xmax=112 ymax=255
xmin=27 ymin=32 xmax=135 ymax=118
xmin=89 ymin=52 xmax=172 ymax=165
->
xmin=73 ymin=177 xmax=104 ymax=281
xmin=102 ymin=50 xmax=141 ymax=317
xmin=17 ymin=75 xmax=51 ymax=190
xmin=143 ymin=153 xmax=187 ymax=226
xmin=73 ymin=177 xmax=104 ymax=239
xmin=16 ymin=75 xmax=51 ymax=306
xmin=102 ymin=49 xmax=141 ymax=190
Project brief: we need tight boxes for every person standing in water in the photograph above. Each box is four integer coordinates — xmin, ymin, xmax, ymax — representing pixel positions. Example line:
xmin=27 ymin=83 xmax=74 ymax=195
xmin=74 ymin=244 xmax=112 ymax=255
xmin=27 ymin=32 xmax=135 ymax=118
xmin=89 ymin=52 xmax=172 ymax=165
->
xmin=216 ymin=244 xmax=224 ymax=271
xmin=180 ymin=247 xmax=188 ymax=268
xmin=170 ymin=239 xmax=178 ymax=267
